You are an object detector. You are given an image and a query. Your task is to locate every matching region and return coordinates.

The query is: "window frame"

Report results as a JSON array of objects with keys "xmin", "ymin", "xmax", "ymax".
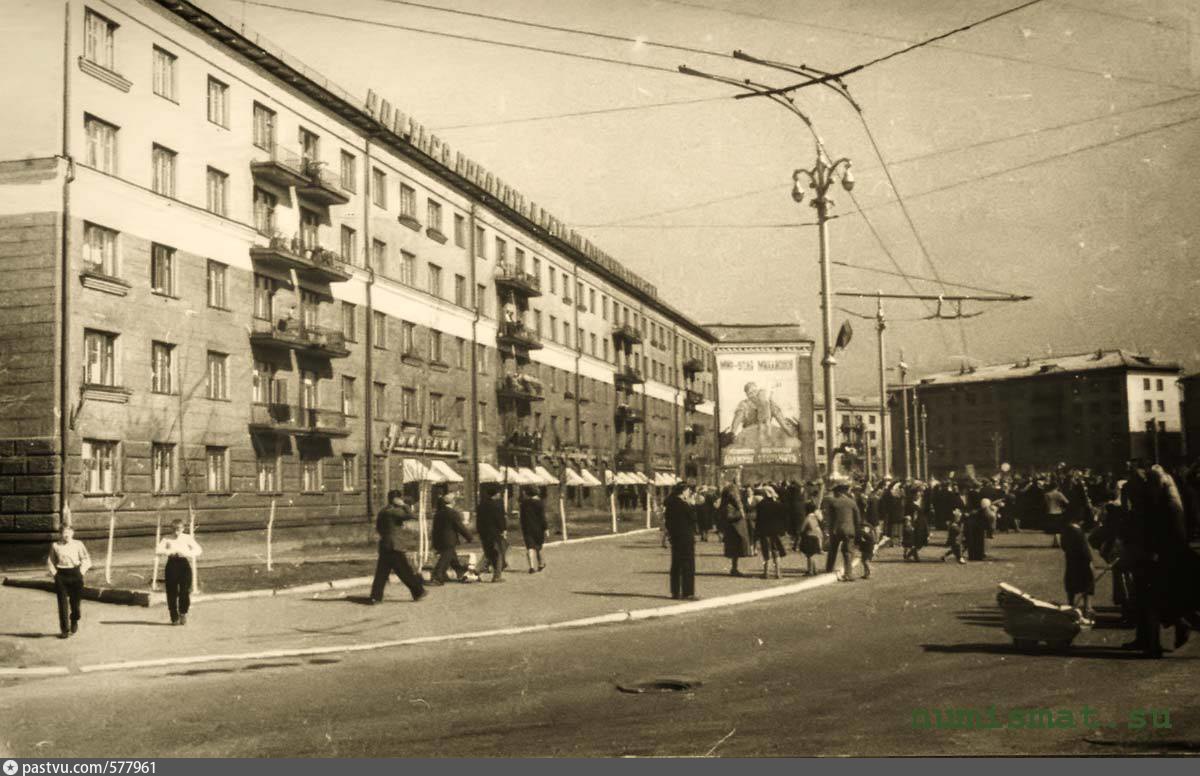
[
  {"xmin": 206, "ymin": 76, "xmax": 229, "ymax": 127},
  {"xmin": 151, "ymin": 45, "xmax": 178, "ymax": 102},
  {"xmin": 205, "ymin": 166, "xmax": 228, "ymax": 216},
  {"xmin": 82, "ymin": 438, "xmax": 120, "ymax": 495}
]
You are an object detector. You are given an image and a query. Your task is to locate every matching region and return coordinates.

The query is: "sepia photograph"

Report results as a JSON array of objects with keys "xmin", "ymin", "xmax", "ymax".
[{"xmin": 1, "ymin": 0, "xmax": 1199, "ymax": 764}]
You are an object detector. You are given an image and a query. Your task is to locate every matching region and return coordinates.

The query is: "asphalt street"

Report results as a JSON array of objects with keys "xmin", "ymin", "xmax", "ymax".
[{"xmin": 2, "ymin": 533, "xmax": 1197, "ymax": 757}]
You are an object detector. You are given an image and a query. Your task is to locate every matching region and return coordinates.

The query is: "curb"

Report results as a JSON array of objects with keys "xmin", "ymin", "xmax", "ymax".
[
  {"xmin": 1, "ymin": 528, "xmax": 659, "ymax": 608},
  {"xmin": 0, "ymin": 557, "xmax": 854, "ymax": 679}
]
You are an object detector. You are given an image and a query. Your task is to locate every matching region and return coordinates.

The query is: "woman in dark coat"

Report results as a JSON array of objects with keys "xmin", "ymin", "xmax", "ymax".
[
  {"xmin": 964, "ymin": 499, "xmax": 991, "ymax": 561},
  {"xmin": 696, "ymin": 488, "xmax": 716, "ymax": 541},
  {"xmin": 518, "ymin": 487, "xmax": 547, "ymax": 573},
  {"xmin": 755, "ymin": 487, "xmax": 787, "ymax": 579},
  {"xmin": 431, "ymin": 491, "xmax": 474, "ymax": 584},
  {"xmin": 1060, "ymin": 513, "xmax": 1095, "ymax": 616},
  {"xmin": 664, "ymin": 482, "xmax": 697, "ymax": 600},
  {"xmin": 717, "ymin": 483, "xmax": 752, "ymax": 576}
]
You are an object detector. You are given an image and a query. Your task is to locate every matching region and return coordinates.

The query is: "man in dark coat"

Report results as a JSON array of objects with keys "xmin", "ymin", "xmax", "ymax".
[
  {"xmin": 664, "ymin": 482, "xmax": 698, "ymax": 599},
  {"xmin": 476, "ymin": 486, "xmax": 508, "ymax": 583},
  {"xmin": 823, "ymin": 481, "xmax": 863, "ymax": 581},
  {"xmin": 518, "ymin": 487, "xmax": 548, "ymax": 573},
  {"xmin": 430, "ymin": 491, "xmax": 473, "ymax": 584},
  {"xmin": 369, "ymin": 489, "xmax": 426, "ymax": 603}
]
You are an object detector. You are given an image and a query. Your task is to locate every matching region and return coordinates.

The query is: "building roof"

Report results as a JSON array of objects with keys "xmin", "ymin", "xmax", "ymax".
[
  {"xmin": 814, "ymin": 395, "xmax": 884, "ymax": 410},
  {"xmin": 705, "ymin": 323, "xmax": 813, "ymax": 345},
  {"xmin": 915, "ymin": 349, "xmax": 1181, "ymax": 388},
  {"xmin": 159, "ymin": 0, "xmax": 714, "ymax": 341}
]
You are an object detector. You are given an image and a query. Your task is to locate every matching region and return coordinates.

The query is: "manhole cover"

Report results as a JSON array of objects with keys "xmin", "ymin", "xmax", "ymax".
[{"xmin": 616, "ymin": 677, "xmax": 701, "ymax": 694}]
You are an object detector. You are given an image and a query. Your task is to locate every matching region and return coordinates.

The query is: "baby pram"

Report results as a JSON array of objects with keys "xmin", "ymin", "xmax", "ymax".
[{"xmin": 995, "ymin": 582, "xmax": 1093, "ymax": 650}]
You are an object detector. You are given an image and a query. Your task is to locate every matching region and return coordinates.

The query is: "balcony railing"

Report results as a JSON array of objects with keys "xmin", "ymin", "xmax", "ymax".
[
  {"xmin": 496, "ymin": 374, "xmax": 545, "ymax": 402},
  {"xmin": 614, "ymin": 365, "xmax": 645, "ymax": 387},
  {"xmin": 612, "ymin": 322, "xmax": 643, "ymax": 345},
  {"xmin": 499, "ymin": 430, "xmax": 543, "ymax": 452},
  {"xmin": 682, "ymin": 357, "xmax": 706, "ymax": 375},
  {"xmin": 249, "ymin": 403, "xmax": 350, "ymax": 437},
  {"xmin": 684, "ymin": 388, "xmax": 705, "ymax": 409},
  {"xmin": 496, "ymin": 320, "xmax": 544, "ymax": 351},
  {"xmin": 250, "ymin": 234, "xmax": 353, "ymax": 283},
  {"xmin": 296, "ymin": 160, "xmax": 351, "ymax": 206},
  {"xmin": 250, "ymin": 144, "xmax": 308, "ymax": 188},
  {"xmin": 493, "ymin": 265, "xmax": 542, "ymax": 298},
  {"xmin": 615, "ymin": 404, "xmax": 644, "ymax": 424},
  {"xmin": 250, "ymin": 318, "xmax": 351, "ymax": 358}
]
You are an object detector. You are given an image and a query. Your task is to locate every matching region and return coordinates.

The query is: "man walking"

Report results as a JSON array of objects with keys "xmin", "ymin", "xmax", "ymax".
[
  {"xmin": 664, "ymin": 482, "xmax": 698, "ymax": 600},
  {"xmin": 430, "ymin": 491, "xmax": 473, "ymax": 584},
  {"xmin": 369, "ymin": 489, "xmax": 426, "ymax": 603},
  {"xmin": 823, "ymin": 481, "xmax": 862, "ymax": 581},
  {"xmin": 47, "ymin": 525, "xmax": 91, "ymax": 638},
  {"xmin": 476, "ymin": 486, "xmax": 508, "ymax": 582},
  {"xmin": 155, "ymin": 519, "xmax": 203, "ymax": 625}
]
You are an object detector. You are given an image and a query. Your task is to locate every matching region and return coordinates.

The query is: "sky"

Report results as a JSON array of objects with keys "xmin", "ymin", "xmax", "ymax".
[{"xmin": 204, "ymin": 0, "xmax": 1200, "ymax": 393}]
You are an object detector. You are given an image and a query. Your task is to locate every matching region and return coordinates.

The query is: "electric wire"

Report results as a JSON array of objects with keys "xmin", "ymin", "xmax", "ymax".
[{"xmin": 832, "ymin": 260, "xmax": 1029, "ymax": 298}]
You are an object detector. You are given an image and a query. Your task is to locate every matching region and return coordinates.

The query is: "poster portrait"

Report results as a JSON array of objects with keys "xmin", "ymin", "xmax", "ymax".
[{"xmin": 717, "ymin": 351, "xmax": 805, "ymax": 466}]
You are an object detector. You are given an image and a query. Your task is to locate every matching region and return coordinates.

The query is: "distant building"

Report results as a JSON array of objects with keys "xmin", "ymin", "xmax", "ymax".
[
  {"xmin": 707, "ymin": 324, "xmax": 816, "ymax": 481},
  {"xmin": 893, "ymin": 350, "xmax": 1183, "ymax": 477},
  {"xmin": 813, "ymin": 395, "xmax": 886, "ymax": 479}
]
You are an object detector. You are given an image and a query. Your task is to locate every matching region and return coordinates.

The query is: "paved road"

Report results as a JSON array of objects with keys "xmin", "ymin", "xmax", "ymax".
[{"xmin": 2, "ymin": 533, "xmax": 1196, "ymax": 757}]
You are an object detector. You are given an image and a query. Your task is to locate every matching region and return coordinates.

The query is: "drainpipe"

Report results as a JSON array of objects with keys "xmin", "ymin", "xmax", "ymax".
[
  {"xmin": 58, "ymin": 1, "xmax": 73, "ymax": 529},
  {"xmin": 467, "ymin": 204, "xmax": 480, "ymax": 514},
  {"xmin": 362, "ymin": 138, "xmax": 375, "ymax": 524}
]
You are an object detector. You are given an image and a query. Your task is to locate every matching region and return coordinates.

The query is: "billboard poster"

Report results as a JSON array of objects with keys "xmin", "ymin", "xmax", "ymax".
[{"xmin": 717, "ymin": 350, "xmax": 806, "ymax": 466}]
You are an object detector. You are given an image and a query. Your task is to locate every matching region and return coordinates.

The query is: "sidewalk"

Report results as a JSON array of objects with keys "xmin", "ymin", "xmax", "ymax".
[{"xmin": 0, "ymin": 531, "xmax": 849, "ymax": 674}]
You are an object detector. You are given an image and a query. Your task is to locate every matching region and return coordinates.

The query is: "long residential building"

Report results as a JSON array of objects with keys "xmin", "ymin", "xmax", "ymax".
[
  {"xmin": 892, "ymin": 350, "xmax": 1183, "ymax": 477},
  {"xmin": 0, "ymin": 0, "xmax": 718, "ymax": 542}
]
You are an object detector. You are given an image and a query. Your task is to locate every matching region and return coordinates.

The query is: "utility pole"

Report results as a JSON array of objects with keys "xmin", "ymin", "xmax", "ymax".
[
  {"xmin": 920, "ymin": 404, "xmax": 930, "ymax": 480},
  {"xmin": 875, "ymin": 292, "xmax": 889, "ymax": 479},
  {"xmin": 912, "ymin": 386, "xmax": 921, "ymax": 480},
  {"xmin": 898, "ymin": 353, "xmax": 910, "ymax": 480}
]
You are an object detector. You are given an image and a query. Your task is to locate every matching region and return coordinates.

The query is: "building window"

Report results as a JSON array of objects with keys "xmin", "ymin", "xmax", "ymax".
[
  {"xmin": 1143, "ymin": 378, "xmax": 1151, "ymax": 390},
  {"xmin": 373, "ymin": 382, "xmax": 387, "ymax": 418},
  {"xmin": 563, "ymin": 322, "xmax": 571, "ymax": 348},
  {"xmin": 205, "ymin": 260, "xmax": 227, "ymax": 309},
  {"xmin": 1144, "ymin": 399, "xmax": 1153, "ymax": 413},
  {"xmin": 84, "ymin": 115, "xmax": 118, "ymax": 173},
  {"xmin": 252, "ymin": 360, "xmax": 279, "ymax": 404},
  {"xmin": 1157, "ymin": 400, "xmax": 1165, "ymax": 411},
  {"xmin": 341, "ymin": 302, "xmax": 357, "ymax": 341},
  {"xmin": 429, "ymin": 330, "xmax": 443, "ymax": 363},
  {"xmin": 549, "ymin": 315, "xmax": 557, "ymax": 343},
  {"xmin": 82, "ymin": 439, "xmax": 119, "ymax": 494},
  {"xmin": 340, "ymin": 150, "xmax": 356, "ymax": 192},
  {"xmin": 256, "ymin": 443, "xmax": 280, "ymax": 493},
  {"xmin": 590, "ymin": 333, "xmax": 597, "ymax": 357},
  {"xmin": 151, "ymin": 144, "xmax": 176, "ymax": 197},
  {"xmin": 151, "ymin": 341, "xmax": 174, "ymax": 394},
  {"xmin": 532, "ymin": 257, "xmax": 542, "ymax": 284},
  {"xmin": 299, "ymin": 208, "xmax": 320, "ymax": 251},
  {"xmin": 455, "ymin": 337, "xmax": 466, "ymax": 368},
  {"xmin": 400, "ymin": 250, "xmax": 416, "ymax": 286},
  {"xmin": 84, "ymin": 9, "xmax": 117, "ymax": 69},
  {"xmin": 401, "ymin": 387, "xmax": 418, "ymax": 423},
  {"xmin": 477, "ymin": 284, "xmax": 488, "ymax": 317},
  {"xmin": 477, "ymin": 344, "xmax": 488, "ymax": 375},
  {"xmin": 82, "ymin": 222, "xmax": 118, "ymax": 277},
  {"xmin": 514, "ymin": 248, "xmax": 525, "ymax": 272},
  {"xmin": 371, "ymin": 168, "xmax": 386, "ymax": 207},
  {"xmin": 401, "ymin": 321, "xmax": 417, "ymax": 355},
  {"xmin": 341, "ymin": 376, "xmax": 357, "ymax": 417},
  {"xmin": 150, "ymin": 243, "xmax": 175, "ymax": 296},
  {"xmin": 253, "ymin": 187, "xmax": 277, "ymax": 235},
  {"xmin": 429, "ymin": 393, "xmax": 444, "ymax": 426},
  {"xmin": 478, "ymin": 402, "xmax": 487, "ymax": 433},
  {"xmin": 301, "ymin": 456, "xmax": 323, "ymax": 493},
  {"xmin": 299, "ymin": 369, "xmax": 318, "ymax": 412},
  {"xmin": 454, "ymin": 213, "xmax": 466, "ymax": 247},
  {"xmin": 252, "ymin": 102, "xmax": 276, "ymax": 150},
  {"xmin": 342, "ymin": 454, "xmax": 358, "ymax": 492},
  {"xmin": 398, "ymin": 183, "xmax": 417, "ymax": 220},
  {"xmin": 534, "ymin": 310, "xmax": 543, "ymax": 336},
  {"xmin": 427, "ymin": 263, "xmax": 442, "ymax": 298},
  {"xmin": 341, "ymin": 225, "xmax": 358, "ymax": 267},
  {"xmin": 151, "ymin": 443, "xmax": 175, "ymax": 494},
  {"xmin": 495, "ymin": 237, "xmax": 507, "ymax": 266},
  {"xmin": 1156, "ymin": 378, "xmax": 1164, "ymax": 391},
  {"xmin": 427, "ymin": 199, "xmax": 442, "ymax": 233},
  {"xmin": 253, "ymin": 274, "xmax": 274, "ymax": 320},
  {"xmin": 206, "ymin": 76, "xmax": 228, "ymax": 126},
  {"xmin": 371, "ymin": 238, "xmax": 387, "ymax": 275},
  {"xmin": 454, "ymin": 274, "xmax": 466, "ymax": 307},
  {"xmin": 205, "ymin": 167, "xmax": 227, "ymax": 216},
  {"xmin": 589, "ymin": 289, "xmax": 596, "ymax": 313},
  {"xmin": 602, "ymin": 339, "xmax": 609, "ymax": 363},
  {"xmin": 299, "ymin": 128, "xmax": 320, "ymax": 167},
  {"xmin": 372, "ymin": 311, "xmax": 387, "ymax": 349},
  {"xmin": 206, "ymin": 351, "xmax": 228, "ymax": 400},
  {"xmin": 206, "ymin": 447, "xmax": 228, "ymax": 493},
  {"xmin": 152, "ymin": 46, "xmax": 177, "ymax": 101},
  {"xmin": 548, "ymin": 267, "xmax": 556, "ymax": 295}
]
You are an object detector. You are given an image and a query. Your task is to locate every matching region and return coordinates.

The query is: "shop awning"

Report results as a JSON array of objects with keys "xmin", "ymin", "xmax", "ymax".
[
  {"xmin": 401, "ymin": 458, "xmax": 430, "ymax": 482},
  {"xmin": 477, "ymin": 462, "xmax": 504, "ymax": 483},
  {"xmin": 631, "ymin": 472, "xmax": 651, "ymax": 485},
  {"xmin": 428, "ymin": 460, "xmax": 464, "ymax": 483},
  {"xmin": 652, "ymin": 472, "xmax": 673, "ymax": 486},
  {"xmin": 579, "ymin": 469, "xmax": 601, "ymax": 487},
  {"xmin": 614, "ymin": 472, "xmax": 637, "ymax": 485},
  {"xmin": 562, "ymin": 468, "xmax": 586, "ymax": 487},
  {"xmin": 517, "ymin": 467, "xmax": 541, "ymax": 485},
  {"xmin": 533, "ymin": 465, "xmax": 559, "ymax": 485}
]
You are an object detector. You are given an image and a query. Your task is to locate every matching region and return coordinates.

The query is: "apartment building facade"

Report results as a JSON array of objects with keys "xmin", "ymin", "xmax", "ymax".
[
  {"xmin": 892, "ymin": 350, "xmax": 1183, "ymax": 478},
  {"xmin": 0, "ymin": 0, "xmax": 717, "ymax": 541},
  {"xmin": 813, "ymin": 395, "xmax": 886, "ymax": 479}
]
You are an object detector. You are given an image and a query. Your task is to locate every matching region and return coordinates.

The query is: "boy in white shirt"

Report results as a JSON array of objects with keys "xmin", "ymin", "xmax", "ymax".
[
  {"xmin": 47, "ymin": 525, "xmax": 92, "ymax": 638},
  {"xmin": 155, "ymin": 519, "xmax": 203, "ymax": 625}
]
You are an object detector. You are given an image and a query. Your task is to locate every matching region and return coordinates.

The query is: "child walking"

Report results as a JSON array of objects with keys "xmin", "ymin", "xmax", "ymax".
[
  {"xmin": 901, "ymin": 515, "xmax": 916, "ymax": 562},
  {"xmin": 942, "ymin": 513, "xmax": 966, "ymax": 564}
]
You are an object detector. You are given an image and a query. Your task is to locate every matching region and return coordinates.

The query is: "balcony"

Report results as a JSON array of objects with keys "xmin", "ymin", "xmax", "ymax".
[
  {"xmin": 615, "ymin": 448, "xmax": 643, "ymax": 470},
  {"xmin": 612, "ymin": 322, "xmax": 643, "ymax": 345},
  {"xmin": 496, "ymin": 374, "xmax": 545, "ymax": 403},
  {"xmin": 249, "ymin": 404, "xmax": 350, "ymax": 437},
  {"xmin": 615, "ymin": 403, "xmax": 644, "ymax": 425},
  {"xmin": 684, "ymin": 388, "xmax": 705, "ymax": 410},
  {"xmin": 250, "ymin": 318, "xmax": 351, "ymax": 359},
  {"xmin": 499, "ymin": 430, "xmax": 543, "ymax": 453},
  {"xmin": 496, "ymin": 320, "xmax": 543, "ymax": 351},
  {"xmin": 250, "ymin": 144, "xmax": 308, "ymax": 189},
  {"xmin": 682, "ymin": 357, "xmax": 706, "ymax": 376},
  {"xmin": 250, "ymin": 235, "xmax": 353, "ymax": 283},
  {"xmin": 614, "ymin": 366, "xmax": 645, "ymax": 388},
  {"xmin": 685, "ymin": 424, "xmax": 706, "ymax": 444},
  {"xmin": 296, "ymin": 160, "xmax": 351, "ymax": 206},
  {"xmin": 493, "ymin": 265, "xmax": 542, "ymax": 298}
]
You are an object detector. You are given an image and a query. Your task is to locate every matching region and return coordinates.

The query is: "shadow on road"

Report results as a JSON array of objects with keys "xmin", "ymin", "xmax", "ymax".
[
  {"xmin": 98, "ymin": 620, "xmax": 176, "ymax": 627},
  {"xmin": 573, "ymin": 591, "xmax": 676, "ymax": 601},
  {"xmin": 0, "ymin": 632, "xmax": 52, "ymax": 639},
  {"xmin": 921, "ymin": 642, "xmax": 1195, "ymax": 660}
]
